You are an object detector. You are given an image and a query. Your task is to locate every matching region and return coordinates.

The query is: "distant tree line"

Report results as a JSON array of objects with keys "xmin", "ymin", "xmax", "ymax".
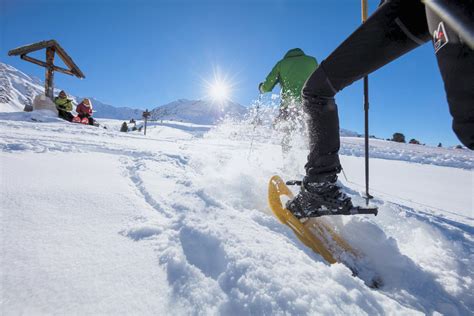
[
  {"xmin": 389, "ymin": 132, "xmax": 423, "ymax": 145},
  {"xmin": 387, "ymin": 132, "xmax": 464, "ymax": 149}
]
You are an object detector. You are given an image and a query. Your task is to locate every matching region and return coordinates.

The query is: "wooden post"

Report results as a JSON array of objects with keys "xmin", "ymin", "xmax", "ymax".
[
  {"xmin": 45, "ymin": 47, "xmax": 55, "ymax": 99},
  {"xmin": 142, "ymin": 109, "xmax": 151, "ymax": 136}
]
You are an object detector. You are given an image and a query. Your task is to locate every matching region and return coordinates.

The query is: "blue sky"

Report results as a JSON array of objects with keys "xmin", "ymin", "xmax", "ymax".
[{"xmin": 1, "ymin": 0, "xmax": 460, "ymax": 145}]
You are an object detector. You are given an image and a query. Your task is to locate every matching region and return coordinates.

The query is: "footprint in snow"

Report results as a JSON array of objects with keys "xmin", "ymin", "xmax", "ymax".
[
  {"xmin": 121, "ymin": 225, "xmax": 162, "ymax": 241},
  {"xmin": 179, "ymin": 226, "xmax": 228, "ymax": 280}
]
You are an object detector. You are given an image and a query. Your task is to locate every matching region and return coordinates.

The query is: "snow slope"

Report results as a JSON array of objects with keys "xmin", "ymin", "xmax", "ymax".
[{"xmin": 1, "ymin": 112, "xmax": 473, "ymax": 315}]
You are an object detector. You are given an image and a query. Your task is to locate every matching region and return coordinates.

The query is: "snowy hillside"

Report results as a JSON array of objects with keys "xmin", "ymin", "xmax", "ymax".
[
  {"xmin": 151, "ymin": 98, "xmax": 247, "ymax": 125},
  {"xmin": 1, "ymin": 110, "xmax": 473, "ymax": 315},
  {"xmin": 0, "ymin": 62, "xmax": 43, "ymax": 112}
]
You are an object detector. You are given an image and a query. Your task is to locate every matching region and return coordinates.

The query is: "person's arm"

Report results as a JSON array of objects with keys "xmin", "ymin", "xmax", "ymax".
[
  {"xmin": 54, "ymin": 97, "xmax": 65, "ymax": 111},
  {"xmin": 65, "ymin": 99, "xmax": 73, "ymax": 112},
  {"xmin": 259, "ymin": 62, "xmax": 280, "ymax": 93}
]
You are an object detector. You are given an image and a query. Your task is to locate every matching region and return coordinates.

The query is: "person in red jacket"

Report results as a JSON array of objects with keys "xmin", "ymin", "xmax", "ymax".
[{"xmin": 76, "ymin": 98, "xmax": 96, "ymax": 125}]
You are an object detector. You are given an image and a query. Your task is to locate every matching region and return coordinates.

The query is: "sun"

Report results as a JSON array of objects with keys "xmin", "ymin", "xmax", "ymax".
[
  {"xmin": 209, "ymin": 81, "xmax": 230, "ymax": 102},
  {"xmin": 201, "ymin": 66, "xmax": 236, "ymax": 103}
]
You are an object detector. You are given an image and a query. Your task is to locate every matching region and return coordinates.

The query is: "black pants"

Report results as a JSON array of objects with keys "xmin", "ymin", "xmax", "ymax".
[
  {"xmin": 58, "ymin": 110, "xmax": 74, "ymax": 122},
  {"xmin": 303, "ymin": 0, "xmax": 474, "ymax": 177}
]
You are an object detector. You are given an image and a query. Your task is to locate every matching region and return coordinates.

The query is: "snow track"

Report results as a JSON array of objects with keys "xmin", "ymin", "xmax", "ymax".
[{"xmin": 1, "ymin": 114, "xmax": 473, "ymax": 315}]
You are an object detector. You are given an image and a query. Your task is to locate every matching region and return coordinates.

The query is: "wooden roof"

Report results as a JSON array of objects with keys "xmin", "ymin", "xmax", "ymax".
[{"xmin": 8, "ymin": 40, "xmax": 85, "ymax": 78}]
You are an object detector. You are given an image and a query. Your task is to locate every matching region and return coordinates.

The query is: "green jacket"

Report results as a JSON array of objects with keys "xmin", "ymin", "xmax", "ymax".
[
  {"xmin": 54, "ymin": 96, "xmax": 73, "ymax": 112},
  {"xmin": 260, "ymin": 48, "xmax": 318, "ymax": 106}
]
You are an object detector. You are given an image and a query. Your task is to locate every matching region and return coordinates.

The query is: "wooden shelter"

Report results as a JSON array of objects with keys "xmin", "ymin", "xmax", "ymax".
[{"xmin": 8, "ymin": 40, "xmax": 85, "ymax": 99}]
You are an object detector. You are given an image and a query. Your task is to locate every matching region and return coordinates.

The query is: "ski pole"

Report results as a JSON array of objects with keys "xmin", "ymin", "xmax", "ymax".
[{"xmin": 362, "ymin": 0, "xmax": 373, "ymax": 204}]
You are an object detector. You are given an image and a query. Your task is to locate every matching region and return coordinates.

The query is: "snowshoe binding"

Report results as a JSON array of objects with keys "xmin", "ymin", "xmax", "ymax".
[{"xmin": 286, "ymin": 175, "xmax": 378, "ymax": 219}]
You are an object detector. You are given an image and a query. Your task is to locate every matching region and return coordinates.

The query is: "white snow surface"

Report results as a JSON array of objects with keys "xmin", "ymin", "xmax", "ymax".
[{"xmin": 1, "ymin": 111, "xmax": 473, "ymax": 315}]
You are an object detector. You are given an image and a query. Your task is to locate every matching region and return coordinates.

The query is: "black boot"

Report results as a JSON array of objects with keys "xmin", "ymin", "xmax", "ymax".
[{"xmin": 286, "ymin": 174, "xmax": 353, "ymax": 219}]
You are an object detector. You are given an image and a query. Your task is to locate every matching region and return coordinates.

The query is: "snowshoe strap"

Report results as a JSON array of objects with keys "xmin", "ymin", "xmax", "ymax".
[
  {"xmin": 286, "ymin": 180, "xmax": 302, "ymax": 186},
  {"xmin": 306, "ymin": 207, "xmax": 378, "ymax": 217}
]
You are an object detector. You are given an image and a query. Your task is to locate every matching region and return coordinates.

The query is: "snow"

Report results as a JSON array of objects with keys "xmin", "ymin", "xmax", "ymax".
[
  {"xmin": 1, "ymin": 109, "xmax": 472, "ymax": 315},
  {"xmin": 1, "ymin": 153, "xmax": 172, "ymax": 314}
]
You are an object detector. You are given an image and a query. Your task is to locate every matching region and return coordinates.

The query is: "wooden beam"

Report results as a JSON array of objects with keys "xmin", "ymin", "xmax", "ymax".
[
  {"xmin": 20, "ymin": 55, "xmax": 76, "ymax": 76},
  {"xmin": 8, "ymin": 39, "xmax": 85, "ymax": 79},
  {"xmin": 45, "ymin": 47, "xmax": 55, "ymax": 99},
  {"xmin": 54, "ymin": 45, "xmax": 85, "ymax": 78},
  {"xmin": 8, "ymin": 40, "xmax": 56, "ymax": 56}
]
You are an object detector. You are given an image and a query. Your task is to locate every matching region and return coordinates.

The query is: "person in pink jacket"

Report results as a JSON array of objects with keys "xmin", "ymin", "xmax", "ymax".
[{"xmin": 75, "ymin": 98, "xmax": 96, "ymax": 125}]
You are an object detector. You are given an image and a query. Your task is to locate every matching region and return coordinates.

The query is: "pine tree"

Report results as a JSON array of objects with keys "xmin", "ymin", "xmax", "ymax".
[{"xmin": 120, "ymin": 122, "xmax": 128, "ymax": 132}]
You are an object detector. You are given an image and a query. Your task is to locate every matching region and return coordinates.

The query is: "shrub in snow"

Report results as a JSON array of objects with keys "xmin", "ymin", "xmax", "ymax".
[
  {"xmin": 120, "ymin": 122, "xmax": 128, "ymax": 132},
  {"xmin": 392, "ymin": 132, "xmax": 406, "ymax": 143}
]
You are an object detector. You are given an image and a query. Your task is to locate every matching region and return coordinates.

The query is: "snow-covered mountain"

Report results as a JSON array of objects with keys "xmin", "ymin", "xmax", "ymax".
[
  {"xmin": 0, "ymin": 62, "xmax": 43, "ymax": 112},
  {"xmin": 151, "ymin": 98, "xmax": 247, "ymax": 125}
]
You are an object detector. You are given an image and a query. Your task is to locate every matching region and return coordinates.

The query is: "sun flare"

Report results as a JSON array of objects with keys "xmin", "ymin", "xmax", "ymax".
[
  {"xmin": 202, "ymin": 67, "xmax": 236, "ymax": 103},
  {"xmin": 209, "ymin": 81, "xmax": 230, "ymax": 102}
]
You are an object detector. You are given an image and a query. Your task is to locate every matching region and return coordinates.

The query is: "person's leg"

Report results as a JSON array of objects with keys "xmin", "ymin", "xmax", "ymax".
[
  {"xmin": 58, "ymin": 110, "xmax": 73, "ymax": 122},
  {"xmin": 425, "ymin": 3, "xmax": 474, "ymax": 149},
  {"xmin": 57, "ymin": 110, "xmax": 65, "ymax": 120},
  {"xmin": 66, "ymin": 112, "xmax": 74, "ymax": 122},
  {"xmin": 88, "ymin": 116, "xmax": 95, "ymax": 126},
  {"xmin": 303, "ymin": 0, "xmax": 431, "ymax": 178}
]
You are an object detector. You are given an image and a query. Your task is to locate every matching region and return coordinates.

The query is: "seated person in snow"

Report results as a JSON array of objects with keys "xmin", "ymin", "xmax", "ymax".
[
  {"xmin": 76, "ymin": 98, "xmax": 96, "ymax": 125},
  {"xmin": 54, "ymin": 90, "xmax": 74, "ymax": 122}
]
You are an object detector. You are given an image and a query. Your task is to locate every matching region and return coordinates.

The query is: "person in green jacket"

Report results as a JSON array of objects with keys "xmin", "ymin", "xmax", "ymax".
[
  {"xmin": 259, "ymin": 48, "xmax": 318, "ymax": 153},
  {"xmin": 54, "ymin": 90, "xmax": 74, "ymax": 122}
]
